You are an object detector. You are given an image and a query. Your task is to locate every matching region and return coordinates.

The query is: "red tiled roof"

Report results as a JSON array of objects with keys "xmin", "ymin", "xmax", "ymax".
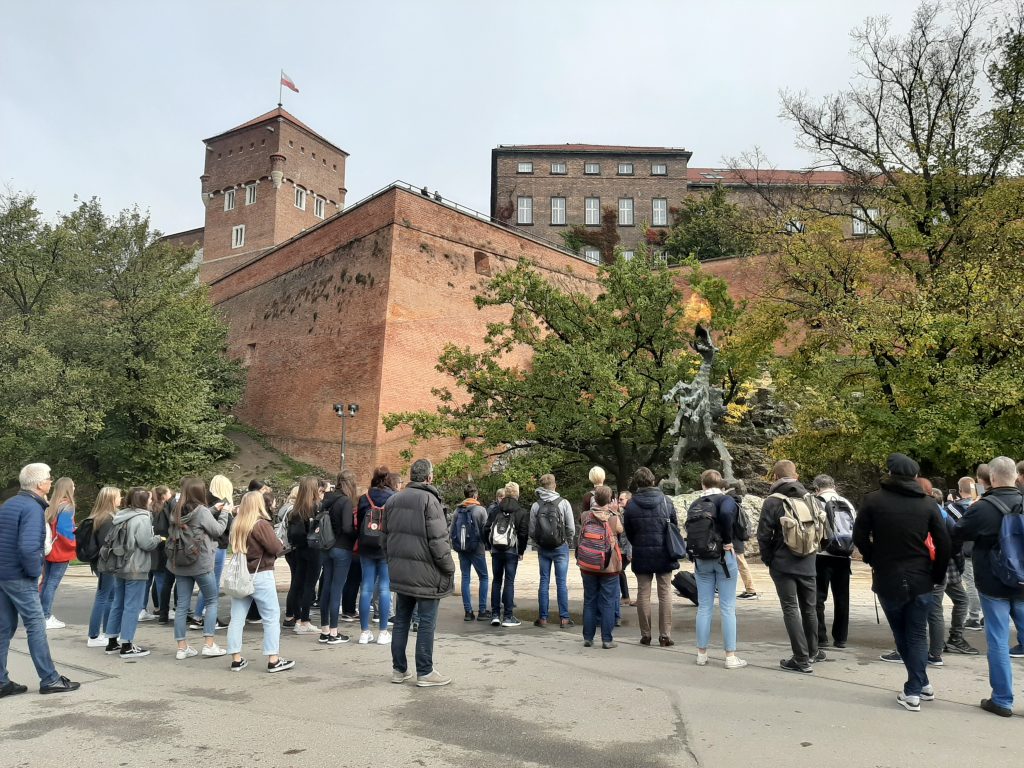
[
  {"xmin": 497, "ymin": 144, "xmax": 690, "ymax": 154},
  {"xmin": 687, "ymin": 167, "xmax": 853, "ymax": 186},
  {"xmin": 204, "ymin": 107, "xmax": 348, "ymax": 155}
]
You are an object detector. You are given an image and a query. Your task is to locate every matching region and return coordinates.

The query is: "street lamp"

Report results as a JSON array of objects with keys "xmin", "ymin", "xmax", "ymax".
[{"xmin": 333, "ymin": 402, "xmax": 359, "ymax": 470}]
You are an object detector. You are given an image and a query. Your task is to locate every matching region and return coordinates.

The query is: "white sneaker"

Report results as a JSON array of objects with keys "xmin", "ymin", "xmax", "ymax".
[
  {"xmin": 358, "ymin": 630, "xmax": 374, "ymax": 645},
  {"xmin": 138, "ymin": 610, "xmax": 156, "ymax": 622},
  {"xmin": 45, "ymin": 616, "xmax": 65, "ymax": 630},
  {"xmin": 176, "ymin": 646, "xmax": 199, "ymax": 660},
  {"xmin": 696, "ymin": 652, "xmax": 708, "ymax": 666},
  {"xmin": 169, "ymin": 609, "xmax": 176, "ymax": 619},
  {"xmin": 377, "ymin": 630, "xmax": 392, "ymax": 645},
  {"xmin": 920, "ymin": 684, "xmax": 935, "ymax": 701},
  {"xmin": 87, "ymin": 635, "xmax": 108, "ymax": 648},
  {"xmin": 293, "ymin": 623, "xmax": 318, "ymax": 634},
  {"xmin": 725, "ymin": 656, "xmax": 748, "ymax": 670},
  {"xmin": 201, "ymin": 644, "xmax": 227, "ymax": 657}
]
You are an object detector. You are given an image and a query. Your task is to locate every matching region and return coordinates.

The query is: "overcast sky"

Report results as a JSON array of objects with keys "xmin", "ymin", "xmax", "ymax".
[{"xmin": 2, "ymin": 1, "xmax": 921, "ymax": 235}]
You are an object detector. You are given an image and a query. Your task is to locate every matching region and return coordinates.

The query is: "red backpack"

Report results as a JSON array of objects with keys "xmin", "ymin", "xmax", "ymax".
[{"xmin": 576, "ymin": 514, "xmax": 621, "ymax": 574}]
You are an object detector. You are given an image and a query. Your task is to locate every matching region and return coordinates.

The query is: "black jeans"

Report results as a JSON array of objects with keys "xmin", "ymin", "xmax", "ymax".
[
  {"xmin": 286, "ymin": 550, "xmax": 320, "ymax": 622},
  {"xmin": 815, "ymin": 555, "xmax": 851, "ymax": 645},
  {"xmin": 391, "ymin": 594, "xmax": 439, "ymax": 677},
  {"xmin": 490, "ymin": 550, "xmax": 519, "ymax": 617},
  {"xmin": 878, "ymin": 591, "xmax": 931, "ymax": 697},
  {"xmin": 157, "ymin": 564, "xmax": 175, "ymax": 621},
  {"xmin": 771, "ymin": 570, "xmax": 818, "ymax": 663},
  {"xmin": 342, "ymin": 557, "xmax": 362, "ymax": 616}
]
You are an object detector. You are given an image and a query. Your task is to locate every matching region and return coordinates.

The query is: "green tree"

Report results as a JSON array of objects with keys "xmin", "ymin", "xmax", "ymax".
[
  {"xmin": 0, "ymin": 194, "xmax": 243, "ymax": 487},
  {"xmin": 663, "ymin": 185, "xmax": 756, "ymax": 263}
]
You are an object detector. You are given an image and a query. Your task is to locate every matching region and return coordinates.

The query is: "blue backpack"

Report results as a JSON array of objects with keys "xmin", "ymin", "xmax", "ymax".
[
  {"xmin": 451, "ymin": 505, "xmax": 481, "ymax": 553},
  {"xmin": 987, "ymin": 493, "xmax": 1024, "ymax": 589}
]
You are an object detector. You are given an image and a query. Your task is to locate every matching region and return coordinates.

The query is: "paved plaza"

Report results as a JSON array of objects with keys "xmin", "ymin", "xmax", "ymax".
[{"xmin": 2, "ymin": 556, "xmax": 1017, "ymax": 767}]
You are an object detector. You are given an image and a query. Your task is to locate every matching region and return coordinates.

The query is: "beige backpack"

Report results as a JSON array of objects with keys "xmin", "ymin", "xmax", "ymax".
[{"xmin": 770, "ymin": 493, "xmax": 826, "ymax": 556}]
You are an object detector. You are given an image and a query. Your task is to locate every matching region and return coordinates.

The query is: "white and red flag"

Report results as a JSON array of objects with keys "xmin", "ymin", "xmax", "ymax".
[{"xmin": 280, "ymin": 71, "xmax": 299, "ymax": 93}]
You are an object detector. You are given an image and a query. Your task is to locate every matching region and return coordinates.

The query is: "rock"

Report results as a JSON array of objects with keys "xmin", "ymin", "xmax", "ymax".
[{"xmin": 668, "ymin": 491, "xmax": 765, "ymax": 557}]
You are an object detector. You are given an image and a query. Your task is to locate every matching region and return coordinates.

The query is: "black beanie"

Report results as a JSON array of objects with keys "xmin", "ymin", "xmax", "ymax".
[{"xmin": 886, "ymin": 453, "xmax": 920, "ymax": 478}]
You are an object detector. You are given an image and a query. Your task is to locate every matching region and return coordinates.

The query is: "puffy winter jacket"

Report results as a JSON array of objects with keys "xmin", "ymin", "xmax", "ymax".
[
  {"xmin": 622, "ymin": 487, "xmax": 680, "ymax": 575},
  {"xmin": 0, "ymin": 491, "xmax": 47, "ymax": 581},
  {"xmin": 383, "ymin": 482, "xmax": 455, "ymax": 599},
  {"xmin": 109, "ymin": 508, "xmax": 163, "ymax": 580}
]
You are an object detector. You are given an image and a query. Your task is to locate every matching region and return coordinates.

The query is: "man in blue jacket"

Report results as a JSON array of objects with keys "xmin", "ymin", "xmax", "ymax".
[{"xmin": 0, "ymin": 463, "xmax": 79, "ymax": 696}]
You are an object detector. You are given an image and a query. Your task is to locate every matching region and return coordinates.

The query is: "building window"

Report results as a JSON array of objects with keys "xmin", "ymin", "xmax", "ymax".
[
  {"xmin": 245, "ymin": 184, "xmax": 256, "ymax": 205},
  {"xmin": 474, "ymin": 251, "xmax": 491, "ymax": 276},
  {"xmin": 651, "ymin": 163, "xmax": 667, "ymax": 175},
  {"xmin": 618, "ymin": 162, "xmax": 634, "ymax": 175},
  {"xmin": 585, "ymin": 197, "xmax": 601, "ymax": 226},
  {"xmin": 584, "ymin": 162, "xmax": 601, "ymax": 175},
  {"xmin": 550, "ymin": 162, "xmax": 567, "ymax": 175},
  {"xmin": 583, "ymin": 247, "xmax": 601, "ymax": 265},
  {"xmin": 517, "ymin": 162, "xmax": 533, "ymax": 174},
  {"xmin": 622, "ymin": 250, "xmax": 635, "ymax": 261},
  {"xmin": 224, "ymin": 189, "xmax": 235, "ymax": 211},
  {"xmin": 652, "ymin": 198, "xmax": 668, "ymax": 226},
  {"xmin": 231, "ymin": 225, "xmax": 245, "ymax": 249},
  {"xmin": 314, "ymin": 197, "xmax": 326, "ymax": 219},
  {"xmin": 853, "ymin": 207, "xmax": 879, "ymax": 235},
  {"xmin": 517, "ymin": 196, "xmax": 533, "ymax": 225},
  {"xmin": 295, "ymin": 187, "xmax": 306, "ymax": 210},
  {"xmin": 618, "ymin": 198, "xmax": 634, "ymax": 226},
  {"xmin": 550, "ymin": 197, "xmax": 566, "ymax": 225}
]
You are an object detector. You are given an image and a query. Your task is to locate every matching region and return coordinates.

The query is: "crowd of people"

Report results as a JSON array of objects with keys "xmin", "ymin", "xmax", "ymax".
[{"xmin": 0, "ymin": 453, "xmax": 1022, "ymax": 719}]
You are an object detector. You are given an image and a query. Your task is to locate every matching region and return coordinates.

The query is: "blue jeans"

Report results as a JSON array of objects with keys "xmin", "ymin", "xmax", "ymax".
[
  {"xmin": 979, "ymin": 593, "xmax": 1024, "ymax": 709},
  {"xmin": 359, "ymin": 557, "xmax": 390, "ymax": 631},
  {"xmin": 458, "ymin": 551, "xmax": 489, "ymax": 614},
  {"xmin": 39, "ymin": 560, "xmax": 70, "ymax": 618},
  {"xmin": 174, "ymin": 572, "xmax": 218, "ymax": 642},
  {"xmin": 195, "ymin": 547, "xmax": 226, "ymax": 617},
  {"xmin": 490, "ymin": 550, "xmax": 519, "ymax": 617},
  {"xmin": 391, "ymin": 593, "xmax": 439, "ymax": 677},
  {"xmin": 537, "ymin": 543, "xmax": 570, "ymax": 621},
  {"xmin": 0, "ymin": 578, "xmax": 60, "ymax": 686},
  {"xmin": 227, "ymin": 570, "xmax": 281, "ymax": 656},
  {"xmin": 89, "ymin": 572, "xmax": 116, "ymax": 638},
  {"xmin": 105, "ymin": 578, "xmax": 149, "ymax": 644},
  {"xmin": 878, "ymin": 591, "xmax": 932, "ymax": 697},
  {"xmin": 320, "ymin": 548, "xmax": 353, "ymax": 629},
  {"xmin": 696, "ymin": 553, "xmax": 738, "ymax": 652},
  {"xmin": 582, "ymin": 572, "xmax": 618, "ymax": 643}
]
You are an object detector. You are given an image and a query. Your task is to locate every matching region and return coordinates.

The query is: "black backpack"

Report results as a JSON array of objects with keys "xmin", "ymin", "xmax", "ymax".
[
  {"xmin": 534, "ymin": 496, "xmax": 567, "ymax": 549},
  {"xmin": 75, "ymin": 517, "xmax": 101, "ymax": 563},
  {"xmin": 684, "ymin": 495, "xmax": 724, "ymax": 560}
]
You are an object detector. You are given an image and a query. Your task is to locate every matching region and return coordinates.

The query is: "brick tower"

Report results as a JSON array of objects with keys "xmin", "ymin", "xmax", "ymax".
[{"xmin": 198, "ymin": 108, "xmax": 348, "ymax": 281}]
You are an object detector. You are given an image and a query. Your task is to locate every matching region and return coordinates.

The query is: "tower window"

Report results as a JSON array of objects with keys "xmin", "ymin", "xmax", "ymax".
[
  {"xmin": 295, "ymin": 187, "xmax": 307, "ymax": 210},
  {"xmin": 245, "ymin": 184, "xmax": 256, "ymax": 205},
  {"xmin": 314, "ymin": 197, "xmax": 325, "ymax": 219},
  {"xmin": 224, "ymin": 189, "xmax": 236, "ymax": 211},
  {"xmin": 231, "ymin": 225, "xmax": 245, "ymax": 249}
]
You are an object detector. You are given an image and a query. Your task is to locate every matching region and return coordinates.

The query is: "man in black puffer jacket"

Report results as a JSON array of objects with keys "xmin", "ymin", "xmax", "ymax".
[
  {"xmin": 854, "ymin": 453, "xmax": 951, "ymax": 713},
  {"xmin": 383, "ymin": 458, "xmax": 455, "ymax": 688},
  {"xmin": 757, "ymin": 460, "xmax": 820, "ymax": 674}
]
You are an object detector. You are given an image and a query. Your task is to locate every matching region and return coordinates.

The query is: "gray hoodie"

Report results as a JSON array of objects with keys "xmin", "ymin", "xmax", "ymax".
[
  {"xmin": 110, "ymin": 508, "xmax": 163, "ymax": 580},
  {"xmin": 167, "ymin": 504, "xmax": 228, "ymax": 577},
  {"xmin": 529, "ymin": 488, "xmax": 575, "ymax": 548}
]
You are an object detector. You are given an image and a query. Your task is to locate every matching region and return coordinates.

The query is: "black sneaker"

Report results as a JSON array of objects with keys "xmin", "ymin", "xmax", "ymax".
[
  {"xmin": 311, "ymin": 600, "xmax": 320, "ymax": 609},
  {"xmin": 780, "ymin": 658, "xmax": 813, "ymax": 674},
  {"xmin": 39, "ymin": 675, "xmax": 80, "ymax": 694},
  {"xmin": 583, "ymin": 639, "xmax": 593, "ymax": 647},
  {"xmin": 928, "ymin": 653, "xmax": 944, "ymax": 667},
  {"xmin": 282, "ymin": 618, "xmax": 297, "ymax": 629},
  {"xmin": 945, "ymin": 637, "xmax": 979, "ymax": 655},
  {"xmin": 119, "ymin": 644, "xmax": 150, "ymax": 659},
  {"xmin": 230, "ymin": 658, "xmax": 248, "ymax": 672},
  {"xmin": 187, "ymin": 616, "xmax": 204, "ymax": 631},
  {"xmin": 964, "ymin": 618, "xmax": 984, "ymax": 632},
  {"xmin": 501, "ymin": 615, "xmax": 522, "ymax": 627},
  {"xmin": 737, "ymin": 591, "xmax": 759, "ymax": 600},
  {"xmin": 812, "ymin": 649, "xmax": 827, "ymax": 663},
  {"xmin": 980, "ymin": 698, "xmax": 1013, "ymax": 717},
  {"xmin": 267, "ymin": 658, "xmax": 295, "ymax": 673},
  {"xmin": 464, "ymin": 611, "xmax": 475, "ymax": 622},
  {"xmin": 104, "ymin": 638, "xmax": 121, "ymax": 655},
  {"xmin": 818, "ymin": 639, "xmax": 831, "ymax": 649},
  {"xmin": 490, "ymin": 615, "xmax": 501, "ymax": 626},
  {"xmin": 879, "ymin": 651, "xmax": 902, "ymax": 663},
  {"xmin": 0, "ymin": 680, "xmax": 28, "ymax": 698},
  {"xmin": 477, "ymin": 610, "xmax": 492, "ymax": 622},
  {"xmin": 318, "ymin": 633, "xmax": 331, "ymax": 643},
  {"xmin": 214, "ymin": 619, "xmax": 228, "ymax": 631},
  {"xmin": 834, "ymin": 641, "xmax": 847, "ymax": 649},
  {"xmin": 325, "ymin": 634, "xmax": 349, "ymax": 645}
]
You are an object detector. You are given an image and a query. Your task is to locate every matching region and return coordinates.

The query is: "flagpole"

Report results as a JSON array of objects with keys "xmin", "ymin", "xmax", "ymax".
[{"xmin": 278, "ymin": 69, "xmax": 283, "ymax": 108}]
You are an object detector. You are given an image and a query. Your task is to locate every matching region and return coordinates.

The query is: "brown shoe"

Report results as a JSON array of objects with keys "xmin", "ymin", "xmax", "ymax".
[
  {"xmin": 533, "ymin": 619, "xmax": 547, "ymax": 627},
  {"xmin": 559, "ymin": 619, "xmax": 575, "ymax": 629},
  {"xmin": 640, "ymin": 635, "xmax": 652, "ymax": 646},
  {"xmin": 659, "ymin": 636, "xmax": 675, "ymax": 647}
]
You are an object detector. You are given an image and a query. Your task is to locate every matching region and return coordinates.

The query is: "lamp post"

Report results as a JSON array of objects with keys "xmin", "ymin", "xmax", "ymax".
[{"xmin": 333, "ymin": 402, "xmax": 359, "ymax": 470}]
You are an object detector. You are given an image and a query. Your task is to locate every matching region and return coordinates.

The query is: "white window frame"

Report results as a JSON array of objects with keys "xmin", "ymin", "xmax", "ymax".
[
  {"xmin": 550, "ymin": 197, "xmax": 566, "ymax": 225},
  {"xmin": 853, "ymin": 207, "xmax": 879, "ymax": 235},
  {"xmin": 517, "ymin": 162, "xmax": 533, "ymax": 174},
  {"xmin": 584, "ymin": 162, "xmax": 601, "ymax": 175},
  {"xmin": 622, "ymin": 250, "xmax": 635, "ymax": 261},
  {"xmin": 583, "ymin": 247, "xmax": 601, "ymax": 265},
  {"xmin": 618, "ymin": 162, "xmax": 634, "ymax": 175},
  {"xmin": 223, "ymin": 189, "xmax": 235, "ymax": 211},
  {"xmin": 652, "ymin": 198, "xmax": 668, "ymax": 226},
  {"xmin": 618, "ymin": 198, "xmax": 634, "ymax": 226},
  {"xmin": 517, "ymin": 196, "xmax": 533, "ymax": 225},
  {"xmin": 314, "ymin": 196, "xmax": 326, "ymax": 219},
  {"xmin": 651, "ymin": 163, "xmax": 667, "ymax": 176},
  {"xmin": 550, "ymin": 162, "xmax": 567, "ymax": 175},
  {"xmin": 294, "ymin": 187, "xmax": 306, "ymax": 210},
  {"xmin": 231, "ymin": 224, "xmax": 245, "ymax": 249},
  {"xmin": 585, "ymin": 197, "xmax": 601, "ymax": 226},
  {"xmin": 245, "ymin": 184, "xmax": 256, "ymax": 205}
]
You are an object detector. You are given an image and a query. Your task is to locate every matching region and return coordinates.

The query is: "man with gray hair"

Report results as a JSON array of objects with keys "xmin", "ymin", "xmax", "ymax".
[
  {"xmin": 383, "ymin": 458, "xmax": 456, "ymax": 687},
  {"xmin": 812, "ymin": 475, "xmax": 856, "ymax": 649},
  {"xmin": 0, "ymin": 463, "xmax": 80, "ymax": 696},
  {"xmin": 954, "ymin": 456, "xmax": 1024, "ymax": 717}
]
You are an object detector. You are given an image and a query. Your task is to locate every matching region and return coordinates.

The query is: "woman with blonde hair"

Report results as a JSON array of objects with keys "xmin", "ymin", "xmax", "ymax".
[
  {"xmin": 86, "ymin": 486, "xmax": 122, "ymax": 647},
  {"xmin": 225, "ymin": 491, "xmax": 293, "ymax": 672},
  {"xmin": 192, "ymin": 474, "xmax": 234, "ymax": 628},
  {"xmin": 41, "ymin": 477, "xmax": 77, "ymax": 629}
]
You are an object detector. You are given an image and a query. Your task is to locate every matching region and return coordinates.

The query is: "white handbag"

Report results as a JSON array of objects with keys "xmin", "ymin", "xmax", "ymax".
[{"xmin": 222, "ymin": 552, "xmax": 257, "ymax": 598}]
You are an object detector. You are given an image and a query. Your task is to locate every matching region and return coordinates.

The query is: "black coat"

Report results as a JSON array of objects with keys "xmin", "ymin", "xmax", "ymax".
[
  {"xmin": 757, "ymin": 479, "xmax": 817, "ymax": 576},
  {"xmin": 622, "ymin": 487, "xmax": 679, "ymax": 575},
  {"xmin": 383, "ymin": 482, "xmax": 455, "ymax": 599},
  {"xmin": 954, "ymin": 487, "xmax": 1024, "ymax": 600},
  {"xmin": 853, "ymin": 476, "xmax": 951, "ymax": 600},
  {"xmin": 321, "ymin": 490, "xmax": 356, "ymax": 551}
]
